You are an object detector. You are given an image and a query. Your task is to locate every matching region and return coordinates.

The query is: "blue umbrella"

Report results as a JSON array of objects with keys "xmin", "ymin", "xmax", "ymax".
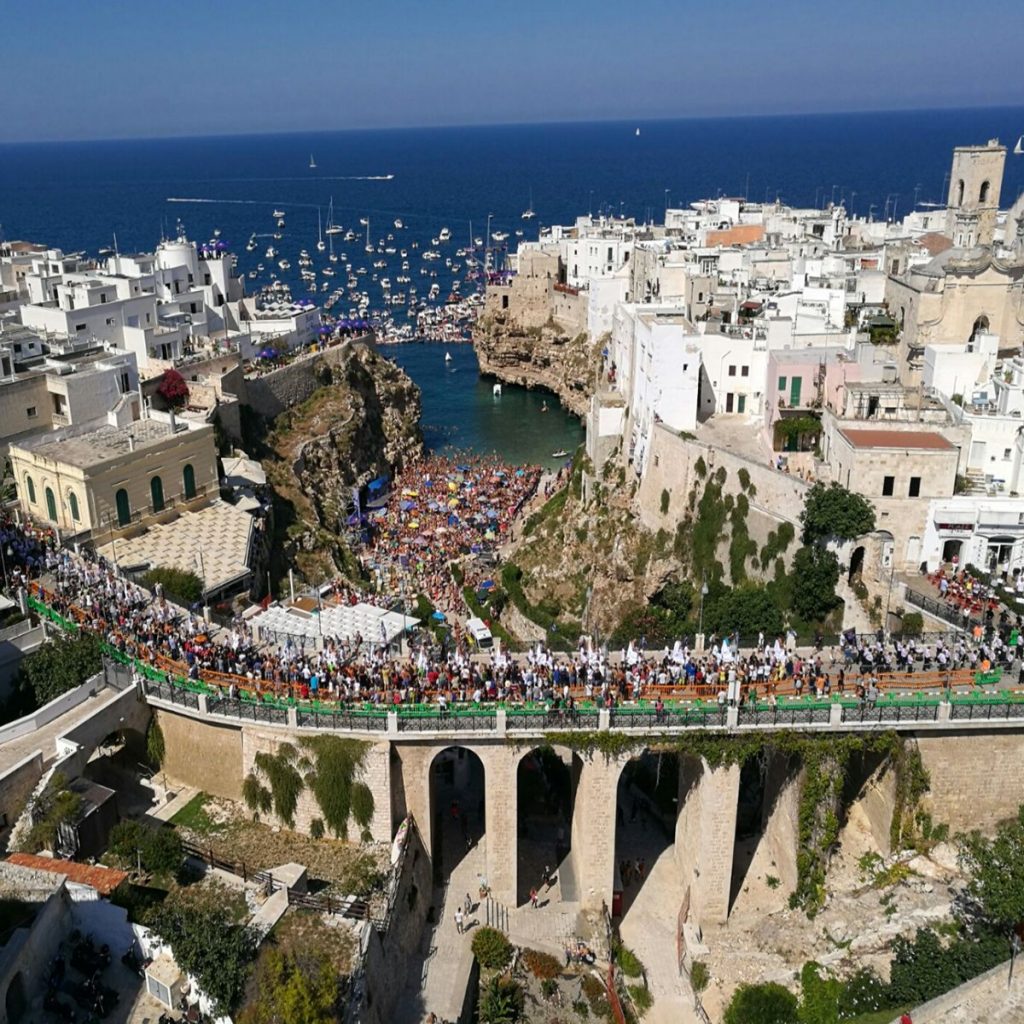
[{"xmin": 432, "ymin": 611, "xmax": 447, "ymax": 621}]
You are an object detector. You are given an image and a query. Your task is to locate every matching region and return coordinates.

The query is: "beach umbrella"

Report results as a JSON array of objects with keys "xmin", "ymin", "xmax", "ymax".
[
  {"xmin": 480, "ymin": 580, "xmax": 495, "ymax": 590},
  {"xmin": 432, "ymin": 611, "xmax": 447, "ymax": 621}
]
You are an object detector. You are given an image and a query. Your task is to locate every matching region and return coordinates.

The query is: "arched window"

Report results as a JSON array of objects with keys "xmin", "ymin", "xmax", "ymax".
[
  {"xmin": 182, "ymin": 463, "xmax": 196, "ymax": 500},
  {"xmin": 971, "ymin": 315, "xmax": 990, "ymax": 343},
  {"xmin": 150, "ymin": 475, "xmax": 164, "ymax": 512},
  {"xmin": 25, "ymin": 475, "xmax": 35, "ymax": 504},
  {"xmin": 44, "ymin": 486, "xmax": 57, "ymax": 522},
  {"xmin": 956, "ymin": 179, "xmax": 965, "ymax": 206},
  {"xmin": 980, "ymin": 180, "xmax": 990, "ymax": 203},
  {"xmin": 68, "ymin": 492, "xmax": 80, "ymax": 522},
  {"xmin": 115, "ymin": 488, "xmax": 131, "ymax": 526}
]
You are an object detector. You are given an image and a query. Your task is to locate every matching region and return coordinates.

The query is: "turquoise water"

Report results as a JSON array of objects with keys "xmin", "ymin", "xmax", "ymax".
[{"xmin": 386, "ymin": 342, "xmax": 584, "ymax": 469}]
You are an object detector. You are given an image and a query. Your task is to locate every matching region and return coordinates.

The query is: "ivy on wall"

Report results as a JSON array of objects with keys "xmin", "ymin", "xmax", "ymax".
[{"xmin": 243, "ymin": 736, "xmax": 373, "ymax": 838}]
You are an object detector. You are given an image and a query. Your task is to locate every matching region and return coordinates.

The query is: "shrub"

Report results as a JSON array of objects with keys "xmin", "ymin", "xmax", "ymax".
[
  {"xmin": 628, "ymin": 984, "xmax": 653, "ymax": 1015},
  {"xmin": 522, "ymin": 948, "xmax": 562, "ymax": 980},
  {"xmin": 615, "ymin": 943, "xmax": 644, "ymax": 978},
  {"xmin": 766, "ymin": 875, "xmax": 780, "ymax": 889},
  {"xmin": 145, "ymin": 567, "xmax": 204, "ymax": 605},
  {"xmin": 471, "ymin": 926, "xmax": 512, "ymax": 969},
  {"xmin": 478, "ymin": 974, "xmax": 524, "ymax": 1023},
  {"xmin": 581, "ymin": 974, "xmax": 611, "ymax": 1017},
  {"xmin": 309, "ymin": 818, "xmax": 325, "ymax": 840},
  {"xmin": 723, "ymin": 982, "xmax": 798, "ymax": 1024},
  {"xmin": 690, "ymin": 961, "xmax": 710, "ymax": 994},
  {"xmin": 541, "ymin": 977, "xmax": 558, "ymax": 999},
  {"xmin": 157, "ymin": 368, "xmax": 189, "ymax": 406},
  {"xmin": 901, "ymin": 611, "xmax": 924, "ymax": 637}
]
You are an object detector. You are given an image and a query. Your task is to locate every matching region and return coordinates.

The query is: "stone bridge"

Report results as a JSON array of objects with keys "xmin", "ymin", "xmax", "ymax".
[{"xmin": 141, "ymin": 680, "xmax": 1024, "ymax": 931}]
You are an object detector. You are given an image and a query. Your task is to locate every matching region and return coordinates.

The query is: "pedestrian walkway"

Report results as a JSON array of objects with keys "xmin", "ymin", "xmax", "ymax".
[{"xmin": 618, "ymin": 831, "xmax": 700, "ymax": 1024}]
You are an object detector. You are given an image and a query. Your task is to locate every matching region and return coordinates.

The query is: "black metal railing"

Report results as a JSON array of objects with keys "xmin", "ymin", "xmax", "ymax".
[
  {"xmin": 950, "ymin": 701, "xmax": 1024, "ymax": 721},
  {"xmin": 737, "ymin": 703, "xmax": 832, "ymax": 727},
  {"xmin": 395, "ymin": 712, "xmax": 498, "ymax": 733},
  {"xmin": 842, "ymin": 702, "xmax": 940, "ymax": 724},
  {"xmin": 208, "ymin": 695, "xmax": 289, "ymax": 725},
  {"xmin": 504, "ymin": 709, "xmax": 601, "ymax": 731},
  {"xmin": 296, "ymin": 708, "xmax": 389, "ymax": 731},
  {"xmin": 143, "ymin": 678, "xmax": 200, "ymax": 709}
]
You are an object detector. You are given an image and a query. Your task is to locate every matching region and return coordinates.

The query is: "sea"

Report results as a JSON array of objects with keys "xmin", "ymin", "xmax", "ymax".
[{"xmin": 2, "ymin": 107, "xmax": 1022, "ymax": 467}]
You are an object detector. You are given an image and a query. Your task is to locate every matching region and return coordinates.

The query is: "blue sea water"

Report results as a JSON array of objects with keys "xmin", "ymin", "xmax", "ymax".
[{"xmin": 2, "ymin": 107, "xmax": 1022, "ymax": 460}]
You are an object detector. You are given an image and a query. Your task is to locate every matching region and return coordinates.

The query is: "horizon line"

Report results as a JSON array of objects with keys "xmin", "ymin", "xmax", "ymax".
[{"xmin": 2, "ymin": 101, "xmax": 1022, "ymax": 148}]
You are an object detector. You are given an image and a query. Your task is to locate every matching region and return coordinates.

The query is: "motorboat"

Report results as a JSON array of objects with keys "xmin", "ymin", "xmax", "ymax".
[
  {"xmin": 394, "ymin": 218, "xmax": 404, "ymax": 229},
  {"xmin": 522, "ymin": 189, "xmax": 536, "ymax": 219},
  {"xmin": 444, "ymin": 350, "xmax": 452, "ymax": 362},
  {"xmin": 439, "ymin": 227, "xmax": 451, "ymax": 242},
  {"xmin": 273, "ymin": 209, "xmax": 285, "ymax": 218},
  {"xmin": 551, "ymin": 450, "xmax": 569, "ymax": 459}
]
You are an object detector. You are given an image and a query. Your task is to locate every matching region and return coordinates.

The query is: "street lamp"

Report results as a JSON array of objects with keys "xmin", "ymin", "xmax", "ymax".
[{"xmin": 697, "ymin": 572, "xmax": 709, "ymax": 652}]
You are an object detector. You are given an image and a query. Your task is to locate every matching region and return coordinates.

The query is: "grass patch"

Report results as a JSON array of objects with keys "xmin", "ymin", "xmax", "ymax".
[{"xmin": 170, "ymin": 792, "xmax": 217, "ymax": 834}]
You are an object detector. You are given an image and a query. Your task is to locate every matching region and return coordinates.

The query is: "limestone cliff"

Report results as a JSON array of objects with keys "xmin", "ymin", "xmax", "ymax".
[
  {"xmin": 474, "ymin": 313, "xmax": 600, "ymax": 417},
  {"xmin": 261, "ymin": 345, "xmax": 422, "ymax": 579}
]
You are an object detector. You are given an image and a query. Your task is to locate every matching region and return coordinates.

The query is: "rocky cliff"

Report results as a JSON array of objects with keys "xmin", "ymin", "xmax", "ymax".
[
  {"xmin": 474, "ymin": 313, "xmax": 600, "ymax": 417},
  {"xmin": 261, "ymin": 345, "xmax": 422, "ymax": 579}
]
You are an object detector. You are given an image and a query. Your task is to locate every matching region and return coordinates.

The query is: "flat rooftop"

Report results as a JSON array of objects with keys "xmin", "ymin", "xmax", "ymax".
[
  {"xmin": 96, "ymin": 501, "xmax": 253, "ymax": 595},
  {"xmin": 839, "ymin": 428, "xmax": 954, "ymax": 451},
  {"xmin": 17, "ymin": 418, "xmax": 191, "ymax": 468}
]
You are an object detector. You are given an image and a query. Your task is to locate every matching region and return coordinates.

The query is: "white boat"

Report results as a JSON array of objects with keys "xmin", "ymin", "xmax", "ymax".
[
  {"xmin": 394, "ymin": 218, "xmax": 404, "ymax": 229},
  {"xmin": 635, "ymin": 128, "xmax": 641, "ymax": 136},
  {"xmin": 439, "ymin": 227, "xmax": 451, "ymax": 242},
  {"xmin": 278, "ymin": 259, "xmax": 291, "ymax": 269},
  {"xmin": 309, "ymin": 153, "xmax": 317, "ymax": 169},
  {"xmin": 551, "ymin": 450, "xmax": 569, "ymax": 459},
  {"xmin": 522, "ymin": 189, "xmax": 536, "ymax": 219},
  {"xmin": 316, "ymin": 209, "xmax": 326, "ymax": 252},
  {"xmin": 364, "ymin": 220, "xmax": 374, "ymax": 254},
  {"xmin": 493, "ymin": 383, "xmax": 502, "ymax": 396},
  {"xmin": 277, "ymin": 218, "xmax": 286, "ymax": 228},
  {"xmin": 1016, "ymin": 135, "xmax": 1024, "ymax": 156},
  {"xmin": 492, "ymin": 231, "xmax": 509, "ymax": 242},
  {"xmin": 273, "ymin": 208, "xmax": 285, "ymax": 218},
  {"xmin": 444, "ymin": 351, "xmax": 452, "ymax": 362}
]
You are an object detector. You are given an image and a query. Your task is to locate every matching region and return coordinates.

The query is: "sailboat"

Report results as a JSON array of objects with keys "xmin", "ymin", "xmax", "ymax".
[
  {"xmin": 522, "ymin": 188, "xmax": 536, "ymax": 220},
  {"xmin": 1015, "ymin": 135, "xmax": 1024, "ymax": 156},
  {"xmin": 364, "ymin": 220, "xmax": 374, "ymax": 254},
  {"xmin": 325, "ymin": 198, "xmax": 343, "ymax": 235},
  {"xmin": 635, "ymin": 127, "xmax": 641, "ymax": 137},
  {"xmin": 309, "ymin": 153, "xmax": 317, "ymax": 169},
  {"xmin": 316, "ymin": 208, "xmax": 326, "ymax": 252},
  {"xmin": 444, "ymin": 351, "xmax": 453, "ymax": 363}
]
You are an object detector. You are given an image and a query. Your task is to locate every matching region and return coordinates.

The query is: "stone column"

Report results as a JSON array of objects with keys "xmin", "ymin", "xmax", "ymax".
[
  {"xmin": 573, "ymin": 752, "xmax": 623, "ymax": 912},
  {"xmin": 483, "ymin": 745, "xmax": 518, "ymax": 905},
  {"xmin": 360, "ymin": 740, "xmax": 392, "ymax": 843},
  {"xmin": 693, "ymin": 760, "xmax": 741, "ymax": 925}
]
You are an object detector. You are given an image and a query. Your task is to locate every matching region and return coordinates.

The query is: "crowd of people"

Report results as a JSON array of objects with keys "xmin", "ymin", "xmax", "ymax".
[
  {"xmin": 360, "ymin": 452, "xmax": 543, "ymax": 614},
  {"xmin": 1, "ymin": 505, "xmax": 1017, "ymax": 714}
]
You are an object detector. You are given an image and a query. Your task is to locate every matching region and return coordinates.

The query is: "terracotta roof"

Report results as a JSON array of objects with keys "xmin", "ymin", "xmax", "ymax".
[
  {"xmin": 6, "ymin": 854, "xmax": 128, "ymax": 896},
  {"xmin": 839, "ymin": 429, "xmax": 954, "ymax": 451},
  {"xmin": 918, "ymin": 232, "xmax": 953, "ymax": 256}
]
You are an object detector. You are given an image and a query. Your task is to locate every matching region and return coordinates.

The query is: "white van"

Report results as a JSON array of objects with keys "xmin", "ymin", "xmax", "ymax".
[{"xmin": 466, "ymin": 616, "xmax": 494, "ymax": 650}]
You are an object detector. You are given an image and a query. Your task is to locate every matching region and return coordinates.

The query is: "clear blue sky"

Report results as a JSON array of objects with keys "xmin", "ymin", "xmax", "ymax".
[{"xmin": 6, "ymin": 0, "xmax": 1023, "ymax": 141}]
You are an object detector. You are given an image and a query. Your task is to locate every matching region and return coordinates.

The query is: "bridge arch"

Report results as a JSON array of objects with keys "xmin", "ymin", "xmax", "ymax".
[
  {"xmin": 427, "ymin": 746, "xmax": 486, "ymax": 885},
  {"xmin": 515, "ymin": 745, "xmax": 582, "ymax": 906}
]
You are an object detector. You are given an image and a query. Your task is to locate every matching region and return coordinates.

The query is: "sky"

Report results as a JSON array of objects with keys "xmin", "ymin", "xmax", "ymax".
[{"xmin": 5, "ymin": 0, "xmax": 1023, "ymax": 142}]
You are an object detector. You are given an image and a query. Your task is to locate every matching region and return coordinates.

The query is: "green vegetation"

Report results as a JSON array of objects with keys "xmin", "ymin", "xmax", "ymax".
[
  {"xmin": 478, "ymin": 973, "xmax": 524, "ymax": 1023},
  {"xmin": 169, "ymin": 792, "xmax": 217, "ymax": 835},
  {"xmin": 4, "ymin": 631, "xmax": 103, "ymax": 722},
  {"xmin": 145, "ymin": 718, "xmax": 165, "ymax": 770},
  {"xmin": 145, "ymin": 567, "xmax": 204, "ymax": 605},
  {"xmin": 471, "ymin": 926, "xmax": 512, "ymax": 969},
  {"xmin": 900, "ymin": 611, "xmax": 924, "ymax": 637},
  {"xmin": 801, "ymin": 482, "xmax": 876, "ymax": 543},
  {"xmin": 15, "ymin": 772, "xmax": 82, "ymax": 854},
  {"xmin": 774, "ymin": 415, "xmax": 822, "ymax": 451},
  {"xmin": 238, "ymin": 948, "xmax": 339, "ymax": 1024},
  {"xmin": 690, "ymin": 961, "xmax": 710, "ymax": 995},
  {"xmin": 789, "ymin": 545, "xmax": 841, "ymax": 623},
  {"xmin": 723, "ymin": 982, "xmax": 798, "ymax": 1024},
  {"xmin": 523, "ymin": 487, "xmax": 568, "ymax": 537},
  {"xmin": 628, "ymin": 983, "xmax": 654, "ymax": 1015},
  {"xmin": 614, "ymin": 942, "xmax": 644, "ymax": 978},
  {"xmin": 660, "ymin": 488, "xmax": 671, "ymax": 515},
  {"xmin": 149, "ymin": 884, "xmax": 258, "ymax": 1014},
  {"xmin": 108, "ymin": 820, "xmax": 184, "ymax": 877}
]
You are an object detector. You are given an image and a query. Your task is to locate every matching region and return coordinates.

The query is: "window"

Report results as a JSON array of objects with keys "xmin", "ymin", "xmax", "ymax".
[
  {"xmin": 68, "ymin": 492, "xmax": 80, "ymax": 522},
  {"xmin": 908, "ymin": 477, "xmax": 921, "ymax": 497},
  {"xmin": 52, "ymin": 395, "xmax": 65, "ymax": 416},
  {"xmin": 1004, "ymin": 449, "xmax": 1012, "ymax": 460},
  {"xmin": 150, "ymin": 476, "xmax": 165, "ymax": 512},
  {"xmin": 26, "ymin": 406, "xmax": 37, "ymax": 419},
  {"xmin": 44, "ymin": 487, "xmax": 57, "ymax": 521},
  {"xmin": 778, "ymin": 376, "xmax": 787, "ymax": 392},
  {"xmin": 725, "ymin": 393, "xmax": 734, "ymax": 413},
  {"xmin": 75, "ymin": 323, "xmax": 86, "ymax": 332},
  {"xmin": 980, "ymin": 180, "xmax": 990, "ymax": 203},
  {"xmin": 882, "ymin": 476, "xmax": 895, "ymax": 496},
  {"xmin": 741, "ymin": 365, "xmax": 749, "ymax": 377},
  {"xmin": 728, "ymin": 365, "xmax": 736, "ymax": 377},
  {"xmin": 789, "ymin": 377, "xmax": 802, "ymax": 406},
  {"xmin": 100, "ymin": 292, "xmax": 107, "ymax": 303},
  {"xmin": 105, "ymin": 317, "xmax": 115, "ymax": 326},
  {"xmin": 182, "ymin": 463, "xmax": 196, "ymax": 499},
  {"xmin": 115, "ymin": 488, "xmax": 131, "ymax": 526},
  {"xmin": 25, "ymin": 476, "xmax": 36, "ymax": 504},
  {"xmin": 119, "ymin": 371, "xmax": 131, "ymax": 394}
]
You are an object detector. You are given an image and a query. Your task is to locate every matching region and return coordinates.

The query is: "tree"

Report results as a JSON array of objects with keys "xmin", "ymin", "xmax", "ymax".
[
  {"xmin": 789, "ymin": 546, "xmax": 841, "ymax": 623},
  {"xmin": 471, "ymin": 927, "xmax": 512, "ymax": 969},
  {"xmin": 723, "ymin": 982, "xmax": 798, "ymax": 1024},
  {"xmin": 8, "ymin": 631, "xmax": 103, "ymax": 719},
  {"xmin": 145, "ymin": 567, "xmax": 204, "ymax": 605},
  {"xmin": 959, "ymin": 804, "xmax": 1024, "ymax": 931},
  {"xmin": 108, "ymin": 821, "xmax": 183, "ymax": 877},
  {"xmin": 148, "ymin": 885, "xmax": 258, "ymax": 1014},
  {"xmin": 800, "ymin": 483, "xmax": 876, "ymax": 543},
  {"xmin": 707, "ymin": 584, "xmax": 785, "ymax": 640},
  {"xmin": 157, "ymin": 368, "xmax": 189, "ymax": 407},
  {"xmin": 238, "ymin": 948, "xmax": 338, "ymax": 1024}
]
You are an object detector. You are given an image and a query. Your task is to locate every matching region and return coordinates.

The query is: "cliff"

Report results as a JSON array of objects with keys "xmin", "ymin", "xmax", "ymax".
[
  {"xmin": 474, "ymin": 314, "xmax": 600, "ymax": 418},
  {"xmin": 261, "ymin": 345, "xmax": 422, "ymax": 579}
]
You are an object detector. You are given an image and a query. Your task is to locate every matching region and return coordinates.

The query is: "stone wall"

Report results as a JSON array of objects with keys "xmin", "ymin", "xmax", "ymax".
[
  {"xmin": 0, "ymin": 752, "xmax": 43, "ymax": 851},
  {"xmin": 916, "ymin": 729, "xmax": 1024, "ymax": 833},
  {"xmin": 240, "ymin": 730, "xmax": 391, "ymax": 843},
  {"xmin": 242, "ymin": 337, "xmax": 372, "ymax": 419},
  {"xmin": 155, "ymin": 710, "xmax": 243, "ymax": 800}
]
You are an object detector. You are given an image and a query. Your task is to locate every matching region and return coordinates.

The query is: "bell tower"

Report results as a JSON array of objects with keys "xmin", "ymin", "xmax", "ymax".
[{"xmin": 947, "ymin": 139, "xmax": 1006, "ymax": 248}]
